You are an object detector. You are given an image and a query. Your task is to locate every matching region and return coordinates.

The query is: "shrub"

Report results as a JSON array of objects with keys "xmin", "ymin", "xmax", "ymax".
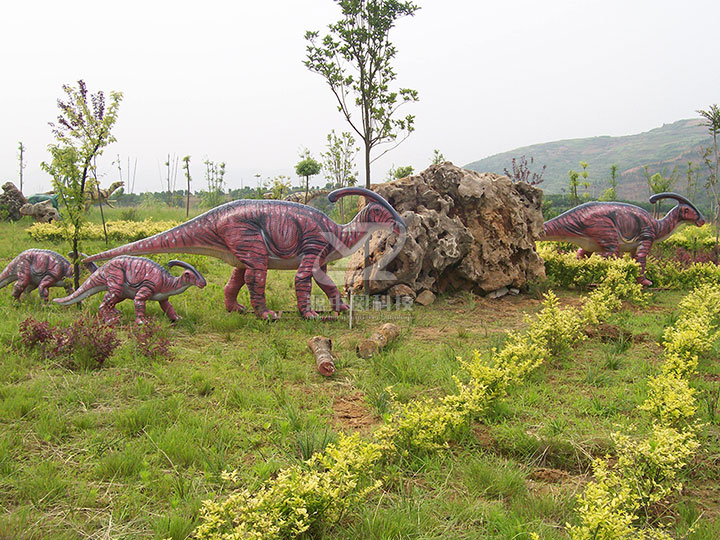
[
  {"xmin": 27, "ymin": 219, "xmax": 181, "ymax": 242},
  {"xmin": 19, "ymin": 315, "xmax": 120, "ymax": 369},
  {"xmin": 571, "ymin": 284, "xmax": 720, "ymax": 540}
]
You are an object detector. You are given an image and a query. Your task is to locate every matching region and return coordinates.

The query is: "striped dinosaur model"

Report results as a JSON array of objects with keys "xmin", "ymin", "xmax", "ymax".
[
  {"xmin": 543, "ymin": 192, "xmax": 704, "ymax": 286},
  {"xmin": 54, "ymin": 256, "xmax": 206, "ymax": 324},
  {"xmin": 0, "ymin": 249, "xmax": 96, "ymax": 301},
  {"xmin": 84, "ymin": 187, "xmax": 406, "ymax": 320}
]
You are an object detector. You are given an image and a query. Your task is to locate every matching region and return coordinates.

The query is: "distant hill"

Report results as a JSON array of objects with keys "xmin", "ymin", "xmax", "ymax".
[{"xmin": 463, "ymin": 119, "xmax": 712, "ymax": 201}]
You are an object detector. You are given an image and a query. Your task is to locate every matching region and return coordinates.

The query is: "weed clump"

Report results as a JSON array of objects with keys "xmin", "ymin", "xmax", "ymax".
[{"xmin": 19, "ymin": 314, "xmax": 119, "ymax": 369}]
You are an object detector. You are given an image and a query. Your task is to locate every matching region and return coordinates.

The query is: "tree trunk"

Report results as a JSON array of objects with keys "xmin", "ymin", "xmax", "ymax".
[
  {"xmin": 363, "ymin": 143, "xmax": 372, "ymax": 295},
  {"xmin": 307, "ymin": 336, "xmax": 335, "ymax": 376},
  {"xmin": 356, "ymin": 323, "xmax": 400, "ymax": 359}
]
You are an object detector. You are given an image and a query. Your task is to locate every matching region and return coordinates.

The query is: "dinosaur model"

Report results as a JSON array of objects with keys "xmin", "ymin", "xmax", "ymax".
[
  {"xmin": 84, "ymin": 187, "xmax": 406, "ymax": 320},
  {"xmin": 85, "ymin": 181, "xmax": 124, "ymax": 210},
  {"xmin": 27, "ymin": 193, "xmax": 60, "ymax": 210},
  {"xmin": 54, "ymin": 256, "xmax": 206, "ymax": 324},
  {"xmin": 263, "ymin": 189, "xmax": 331, "ymax": 204},
  {"xmin": 542, "ymin": 192, "xmax": 704, "ymax": 286},
  {"xmin": 0, "ymin": 249, "xmax": 97, "ymax": 301}
]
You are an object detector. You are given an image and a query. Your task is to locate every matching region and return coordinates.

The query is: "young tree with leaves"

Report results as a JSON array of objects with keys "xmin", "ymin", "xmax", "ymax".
[
  {"xmin": 567, "ymin": 169, "xmax": 580, "ymax": 206},
  {"xmin": 305, "ymin": 0, "xmax": 419, "ymax": 189},
  {"xmin": 17, "ymin": 142, "xmax": 26, "ymax": 193},
  {"xmin": 41, "ymin": 80, "xmax": 122, "ymax": 289},
  {"xmin": 183, "ymin": 155, "xmax": 192, "ymax": 217},
  {"xmin": 599, "ymin": 164, "xmax": 619, "ymax": 201},
  {"xmin": 430, "ymin": 149, "xmax": 445, "ymax": 165},
  {"xmin": 321, "ymin": 130, "xmax": 358, "ymax": 222},
  {"xmin": 202, "ymin": 159, "xmax": 226, "ymax": 208},
  {"xmin": 295, "ymin": 150, "xmax": 322, "ymax": 203},
  {"xmin": 387, "ymin": 164, "xmax": 413, "ymax": 180},
  {"xmin": 698, "ymin": 104, "xmax": 720, "ymax": 252}
]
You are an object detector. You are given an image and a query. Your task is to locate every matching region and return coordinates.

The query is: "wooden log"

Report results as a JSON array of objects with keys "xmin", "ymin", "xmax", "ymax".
[
  {"xmin": 307, "ymin": 336, "xmax": 335, "ymax": 376},
  {"xmin": 356, "ymin": 323, "xmax": 400, "ymax": 359}
]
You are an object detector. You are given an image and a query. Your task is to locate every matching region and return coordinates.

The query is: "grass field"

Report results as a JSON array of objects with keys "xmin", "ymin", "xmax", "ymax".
[{"xmin": 1, "ymin": 206, "xmax": 720, "ymax": 539}]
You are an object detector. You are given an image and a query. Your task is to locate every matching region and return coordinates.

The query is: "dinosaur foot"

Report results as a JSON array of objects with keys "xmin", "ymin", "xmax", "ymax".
[
  {"xmin": 331, "ymin": 301, "xmax": 350, "ymax": 313},
  {"xmin": 225, "ymin": 301, "xmax": 247, "ymax": 313},
  {"xmin": 103, "ymin": 313, "xmax": 122, "ymax": 325},
  {"xmin": 257, "ymin": 309, "xmax": 280, "ymax": 321},
  {"xmin": 638, "ymin": 278, "xmax": 653, "ymax": 287},
  {"xmin": 169, "ymin": 316, "xmax": 182, "ymax": 324},
  {"xmin": 302, "ymin": 310, "xmax": 319, "ymax": 319}
]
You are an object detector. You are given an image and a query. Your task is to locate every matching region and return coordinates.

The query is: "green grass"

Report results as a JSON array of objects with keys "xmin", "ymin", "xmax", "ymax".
[{"xmin": 2, "ymin": 207, "xmax": 720, "ymax": 538}]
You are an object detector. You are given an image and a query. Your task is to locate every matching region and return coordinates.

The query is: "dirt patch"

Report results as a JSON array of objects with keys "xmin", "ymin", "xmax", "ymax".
[
  {"xmin": 528, "ymin": 467, "xmax": 570, "ymax": 483},
  {"xmin": 472, "ymin": 425, "xmax": 495, "ymax": 449},
  {"xmin": 332, "ymin": 392, "xmax": 377, "ymax": 433},
  {"xmin": 585, "ymin": 323, "xmax": 651, "ymax": 344}
]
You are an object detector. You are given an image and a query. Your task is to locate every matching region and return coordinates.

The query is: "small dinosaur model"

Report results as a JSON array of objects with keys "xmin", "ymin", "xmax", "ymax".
[
  {"xmin": 542, "ymin": 192, "xmax": 704, "ymax": 286},
  {"xmin": 27, "ymin": 193, "xmax": 60, "ymax": 210},
  {"xmin": 85, "ymin": 181, "xmax": 124, "ymax": 210},
  {"xmin": 0, "ymin": 249, "xmax": 96, "ymax": 301},
  {"xmin": 84, "ymin": 187, "xmax": 406, "ymax": 320},
  {"xmin": 54, "ymin": 256, "xmax": 206, "ymax": 324}
]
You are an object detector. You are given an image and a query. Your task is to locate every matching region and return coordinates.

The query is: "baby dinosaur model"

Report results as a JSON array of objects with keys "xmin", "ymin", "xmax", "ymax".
[
  {"xmin": 84, "ymin": 187, "xmax": 406, "ymax": 320},
  {"xmin": 54, "ymin": 256, "xmax": 206, "ymax": 324},
  {"xmin": 543, "ymin": 192, "xmax": 704, "ymax": 286},
  {"xmin": 0, "ymin": 249, "xmax": 96, "ymax": 301}
]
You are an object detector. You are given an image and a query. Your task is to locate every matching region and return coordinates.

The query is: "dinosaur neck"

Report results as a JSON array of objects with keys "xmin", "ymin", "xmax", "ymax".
[
  {"xmin": 655, "ymin": 206, "xmax": 682, "ymax": 241},
  {"xmin": 335, "ymin": 207, "xmax": 382, "ymax": 257},
  {"xmin": 169, "ymin": 282, "xmax": 191, "ymax": 296}
]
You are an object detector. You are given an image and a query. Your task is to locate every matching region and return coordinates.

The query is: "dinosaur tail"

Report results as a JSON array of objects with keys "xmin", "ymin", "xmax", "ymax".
[
  {"xmin": 84, "ymin": 210, "xmax": 224, "ymax": 263},
  {"xmin": 0, "ymin": 260, "xmax": 19, "ymax": 289},
  {"xmin": 53, "ymin": 272, "xmax": 108, "ymax": 305},
  {"xmin": 541, "ymin": 214, "xmax": 579, "ymax": 241}
]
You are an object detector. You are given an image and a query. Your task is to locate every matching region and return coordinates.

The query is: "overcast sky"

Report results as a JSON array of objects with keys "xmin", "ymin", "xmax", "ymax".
[{"xmin": 1, "ymin": 0, "xmax": 718, "ymax": 195}]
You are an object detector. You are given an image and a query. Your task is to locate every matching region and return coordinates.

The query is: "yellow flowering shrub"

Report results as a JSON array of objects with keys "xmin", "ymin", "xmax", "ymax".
[
  {"xmin": 540, "ymin": 241, "xmax": 720, "ymax": 290},
  {"xmin": 571, "ymin": 284, "xmax": 720, "ymax": 540},
  {"xmin": 195, "ymin": 433, "xmax": 383, "ymax": 540},
  {"xmin": 27, "ymin": 219, "xmax": 181, "ymax": 242},
  {"xmin": 196, "ymin": 267, "xmax": 631, "ymax": 539}
]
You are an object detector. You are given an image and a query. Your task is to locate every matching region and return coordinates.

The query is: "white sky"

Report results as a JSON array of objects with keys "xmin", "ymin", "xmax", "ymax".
[{"xmin": 1, "ymin": 0, "xmax": 718, "ymax": 195}]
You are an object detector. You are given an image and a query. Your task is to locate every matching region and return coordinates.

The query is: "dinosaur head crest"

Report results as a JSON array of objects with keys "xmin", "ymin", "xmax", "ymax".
[
  {"xmin": 168, "ymin": 260, "xmax": 207, "ymax": 289},
  {"xmin": 649, "ymin": 192, "xmax": 705, "ymax": 226},
  {"xmin": 328, "ymin": 187, "xmax": 407, "ymax": 236}
]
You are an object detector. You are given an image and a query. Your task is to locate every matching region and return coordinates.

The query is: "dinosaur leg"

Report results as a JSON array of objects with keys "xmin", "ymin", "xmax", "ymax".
[
  {"xmin": 133, "ymin": 287, "xmax": 154, "ymax": 325},
  {"xmin": 159, "ymin": 299, "xmax": 180, "ymax": 322},
  {"xmin": 12, "ymin": 274, "xmax": 32, "ymax": 300},
  {"xmin": 633, "ymin": 240, "xmax": 653, "ymax": 287},
  {"xmin": 99, "ymin": 288, "xmax": 124, "ymax": 323},
  {"xmin": 314, "ymin": 264, "xmax": 349, "ymax": 313},
  {"xmin": 295, "ymin": 256, "xmax": 320, "ymax": 318},
  {"xmin": 224, "ymin": 267, "xmax": 247, "ymax": 313},
  {"xmin": 37, "ymin": 276, "xmax": 57, "ymax": 303},
  {"xmin": 229, "ymin": 229, "xmax": 277, "ymax": 320},
  {"xmin": 576, "ymin": 248, "xmax": 592, "ymax": 259}
]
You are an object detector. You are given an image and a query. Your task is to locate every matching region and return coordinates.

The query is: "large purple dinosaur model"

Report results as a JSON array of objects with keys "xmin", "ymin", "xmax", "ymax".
[
  {"xmin": 543, "ymin": 192, "xmax": 704, "ymax": 286},
  {"xmin": 54, "ymin": 256, "xmax": 206, "ymax": 324},
  {"xmin": 0, "ymin": 249, "xmax": 97, "ymax": 302},
  {"xmin": 84, "ymin": 187, "xmax": 406, "ymax": 320}
]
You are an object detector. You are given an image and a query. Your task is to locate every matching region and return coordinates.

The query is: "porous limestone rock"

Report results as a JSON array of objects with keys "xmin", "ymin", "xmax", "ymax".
[
  {"xmin": 344, "ymin": 162, "xmax": 545, "ymax": 296},
  {"xmin": 0, "ymin": 182, "xmax": 27, "ymax": 221},
  {"xmin": 20, "ymin": 200, "xmax": 61, "ymax": 223}
]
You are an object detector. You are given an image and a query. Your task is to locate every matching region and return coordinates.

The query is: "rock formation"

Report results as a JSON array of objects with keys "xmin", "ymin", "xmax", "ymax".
[
  {"xmin": 0, "ymin": 182, "xmax": 27, "ymax": 221},
  {"xmin": 344, "ymin": 162, "xmax": 545, "ymax": 296},
  {"xmin": 20, "ymin": 200, "xmax": 61, "ymax": 223}
]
